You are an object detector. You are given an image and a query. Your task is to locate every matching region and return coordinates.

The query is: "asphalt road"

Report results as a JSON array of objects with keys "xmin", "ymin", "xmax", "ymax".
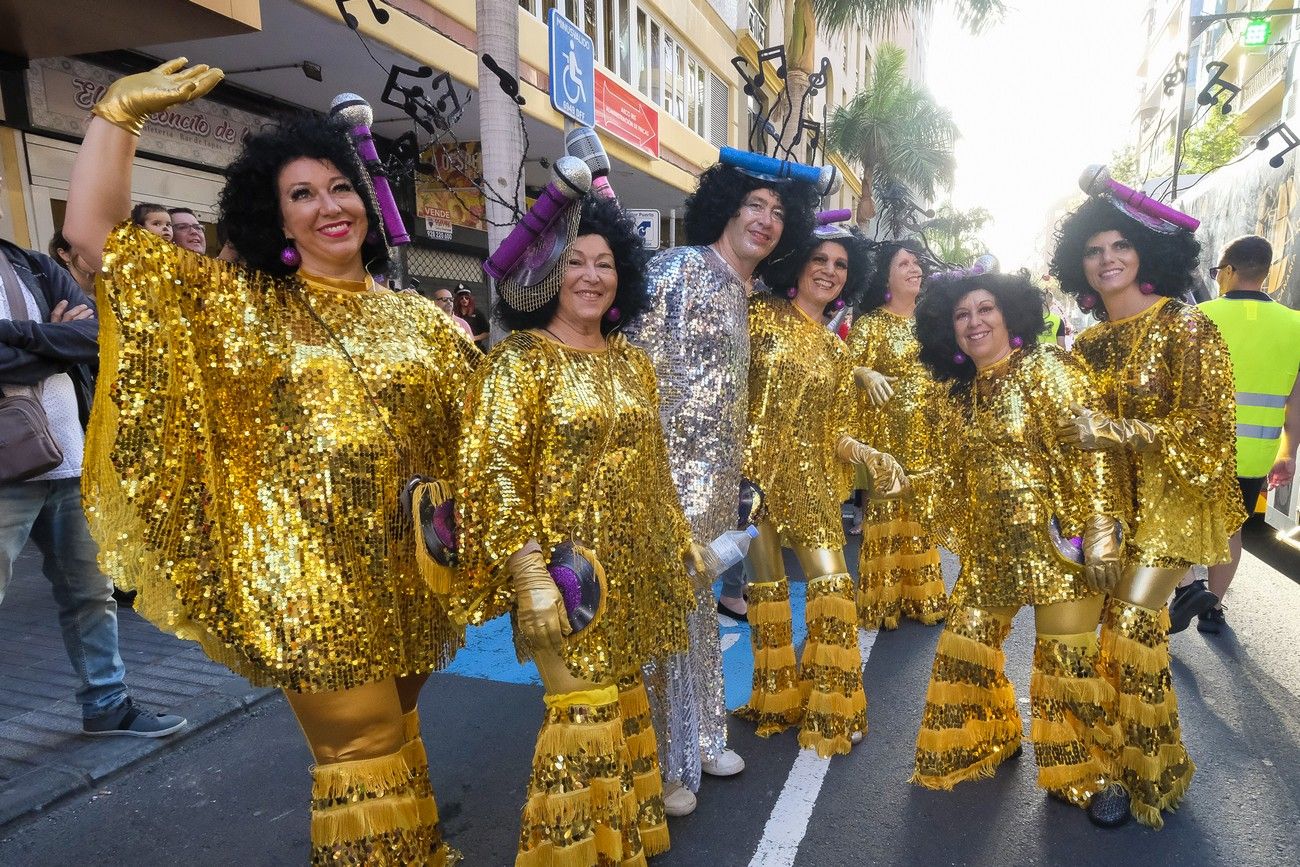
[{"xmin": 2, "ymin": 524, "xmax": 1298, "ymax": 867}]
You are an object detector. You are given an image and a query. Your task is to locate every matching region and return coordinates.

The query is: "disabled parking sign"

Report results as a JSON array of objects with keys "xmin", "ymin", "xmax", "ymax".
[{"xmin": 548, "ymin": 10, "xmax": 595, "ymax": 127}]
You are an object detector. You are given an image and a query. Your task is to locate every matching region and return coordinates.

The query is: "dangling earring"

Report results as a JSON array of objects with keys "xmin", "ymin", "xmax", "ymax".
[
  {"xmin": 884, "ymin": 291, "xmax": 893, "ymax": 302},
  {"xmin": 1010, "ymin": 336, "xmax": 1024, "ymax": 349},
  {"xmin": 1078, "ymin": 292, "xmax": 1097, "ymax": 311},
  {"xmin": 786, "ymin": 287, "xmax": 798, "ymax": 299},
  {"xmin": 831, "ymin": 298, "xmax": 846, "ymax": 310},
  {"xmin": 279, "ymin": 241, "xmax": 301, "ymax": 269},
  {"xmin": 605, "ymin": 306, "xmax": 621, "ymax": 323},
  {"xmin": 1139, "ymin": 281, "xmax": 1156, "ymax": 295},
  {"xmin": 953, "ymin": 351, "xmax": 967, "ymax": 365}
]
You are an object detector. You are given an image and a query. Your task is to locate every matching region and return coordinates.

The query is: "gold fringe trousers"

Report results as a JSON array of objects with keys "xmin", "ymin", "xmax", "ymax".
[
  {"xmin": 857, "ymin": 505, "xmax": 947, "ymax": 631},
  {"xmin": 1030, "ymin": 633, "xmax": 1112, "ymax": 808},
  {"xmin": 912, "ymin": 607, "xmax": 1022, "ymax": 789},
  {"xmin": 735, "ymin": 580, "xmax": 803, "ymax": 736},
  {"xmin": 615, "ymin": 672, "xmax": 669, "ymax": 856},
  {"xmin": 1097, "ymin": 598, "xmax": 1195, "ymax": 829},
  {"xmin": 516, "ymin": 686, "xmax": 647, "ymax": 867},
  {"xmin": 799, "ymin": 573, "xmax": 867, "ymax": 757}
]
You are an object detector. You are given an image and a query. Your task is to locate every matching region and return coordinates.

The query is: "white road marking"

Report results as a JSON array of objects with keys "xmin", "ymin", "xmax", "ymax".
[{"xmin": 749, "ymin": 628, "xmax": 878, "ymax": 867}]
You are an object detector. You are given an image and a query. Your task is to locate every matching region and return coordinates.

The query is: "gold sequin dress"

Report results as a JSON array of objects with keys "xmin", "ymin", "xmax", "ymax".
[
  {"xmin": 736, "ymin": 296, "xmax": 867, "ymax": 757},
  {"xmin": 454, "ymin": 331, "xmax": 695, "ymax": 865},
  {"xmin": 84, "ymin": 224, "xmax": 478, "ymax": 694},
  {"xmin": 847, "ymin": 309, "xmax": 947, "ymax": 629},
  {"xmin": 1069, "ymin": 296, "xmax": 1246, "ymax": 829},
  {"xmin": 912, "ymin": 346, "xmax": 1120, "ymax": 807}
]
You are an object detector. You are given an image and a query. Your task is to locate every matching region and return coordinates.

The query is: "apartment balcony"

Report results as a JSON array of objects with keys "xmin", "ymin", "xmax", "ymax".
[
  {"xmin": 747, "ymin": 1, "xmax": 769, "ymax": 49},
  {"xmin": 1236, "ymin": 45, "xmax": 1290, "ymax": 129}
]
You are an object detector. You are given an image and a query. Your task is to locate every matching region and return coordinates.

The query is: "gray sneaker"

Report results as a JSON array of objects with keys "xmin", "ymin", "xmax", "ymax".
[{"xmin": 83, "ymin": 698, "xmax": 188, "ymax": 738}]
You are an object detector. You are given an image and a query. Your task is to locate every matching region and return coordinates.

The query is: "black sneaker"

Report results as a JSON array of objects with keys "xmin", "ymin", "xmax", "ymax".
[
  {"xmin": 1088, "ymin": 783, "xmax": 1132, "ymax": 828},
  {"xmin": 111, "ymin": 586, "xmax": 137, "ymax": 608},
  {"xmin": 83, "ymin": 698, "xmax": 187, "ymax": 738},
  {"xmin": 1197, "ymin": 606, "xmax": 1226, "ymax": 634},
  {"xmin": 1168, "ymin": 579, "xmax": 1219, "ymax": 634}
]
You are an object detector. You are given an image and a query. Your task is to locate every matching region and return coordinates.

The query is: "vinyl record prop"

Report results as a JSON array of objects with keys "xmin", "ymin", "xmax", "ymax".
[
  {"xmin": 738, "ymin": 478, "xmax": 766, "ymax": 528},
  {"xmin": 1046, "ymin": 515, "xmax": 1123, "ymax": 572},
  {"xmin": 548, "ymin": 542, "xmax": 608, "ymax": 635},
  {"xmin": 401, "ymin": 477, "xmax": 457, "ymax": 595}
]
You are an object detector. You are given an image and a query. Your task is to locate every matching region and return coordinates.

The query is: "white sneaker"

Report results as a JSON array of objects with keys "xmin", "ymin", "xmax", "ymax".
[
  {"xmin": 662, "ymin": 782, "xmax": 697, "ymax": 817},
  {"xmin": 701, "ymin": 748, "xmax": 745, "ymax": 777}
]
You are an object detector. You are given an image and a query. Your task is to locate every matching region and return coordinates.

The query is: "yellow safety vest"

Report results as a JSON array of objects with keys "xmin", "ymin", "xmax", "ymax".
[
  {"xmin": 1199, "ymin": 294, "xmax": 1300, "ymax": 477},
  {"xmin": 1039, "ymin": 312, "xmax": 1062, "ymax": 344}
]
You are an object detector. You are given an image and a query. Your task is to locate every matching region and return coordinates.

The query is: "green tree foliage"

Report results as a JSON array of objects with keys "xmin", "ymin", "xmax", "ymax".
[
  {"xmin": 923, "ymin": 202, "xmax": 992, "ymax": 266},
  {"xmin": 1109, "ymin": 144, "xmax": 1139, "ymax": 186},
  {"xmin": 1169, "ymin": 110, "xmax": 1242, "ymax": 174}
]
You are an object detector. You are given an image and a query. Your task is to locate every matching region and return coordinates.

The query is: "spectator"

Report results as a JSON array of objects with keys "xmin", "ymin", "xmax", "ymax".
[
  {"xmin": 47, "ymin": 230, "xmax": 96, "ymax": 293},
  {"xmin": 1, "ymin": 175, "xmax": 186, "ymax": 738},
  {"xmin": 1171, "ymin": 235, "xmax": 1300, "ymax": 634},
  {"xmin": 168, "ymin": 207, "xmax": 207, "ymax": 254},
  {"xmin": 130, "ymin": 202, "xmax": 172, "ymax": 241},
  {"xmin": 431, "ymin": 286, "xmax": 474, "ymax": 337},
  {"xmin": 455, "ymin": 285, "xmax": 490, "ymax": 350}
]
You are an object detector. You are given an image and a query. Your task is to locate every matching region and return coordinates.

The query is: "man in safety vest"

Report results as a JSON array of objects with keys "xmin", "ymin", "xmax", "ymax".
[{"xmin": 1169, "ymin": 235, "xmax": 1300, "ymax": 634}]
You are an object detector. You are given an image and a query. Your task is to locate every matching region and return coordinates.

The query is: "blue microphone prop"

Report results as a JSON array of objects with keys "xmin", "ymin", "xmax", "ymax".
[{"xmin": 719, "ymin": 146, "xmax": 840, "ymax": 196}]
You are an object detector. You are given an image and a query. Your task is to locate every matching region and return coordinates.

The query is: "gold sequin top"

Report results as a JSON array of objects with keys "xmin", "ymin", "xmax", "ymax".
[
  {"xmin": 1072, "ymin": 297, "xmax": 1246, "ymax": 565},
  {"xmin": 846, "ymin": 308, "xmax": 939, "ymax": 471},
  {"xmin": 454, "ymin": 331, "xmax": 694, "ymax": 683},
  {"xmin": 83, "ymin": 224, "xmax": 479, "ymax": 693},
  {"xmin": 921, "ymin": 346, "xmax": 1124, "ymax": 608},
  {"xmin": 744, "ymin": 296, "xmax": 857, "ymax": 549}
]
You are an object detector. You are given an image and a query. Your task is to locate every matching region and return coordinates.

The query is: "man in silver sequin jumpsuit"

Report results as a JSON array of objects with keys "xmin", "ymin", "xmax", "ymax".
[{"xmin": 626, "ymin": 164, "xmax": 819, "ymax": 816}]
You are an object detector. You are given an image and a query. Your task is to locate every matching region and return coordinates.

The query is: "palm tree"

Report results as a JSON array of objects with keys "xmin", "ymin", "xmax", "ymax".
[
  {"xmin": 825, "ymin": 43, "xmax": 957, "ymax": 226},
  {"xmin": 773, "ymin": 0, "xmax": 1004, "ymax": 155}
]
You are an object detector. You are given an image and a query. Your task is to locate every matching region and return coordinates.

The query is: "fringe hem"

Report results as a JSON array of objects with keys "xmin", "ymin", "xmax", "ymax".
[{"xmin": 911, "ymin": 743, "xmax": 1019, "ymax": 791}]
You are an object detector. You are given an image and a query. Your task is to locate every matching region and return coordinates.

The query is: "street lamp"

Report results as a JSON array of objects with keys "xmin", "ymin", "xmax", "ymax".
[{"xmin": 224, "ymin": 61, "xmax": 323, "ymax": 82}]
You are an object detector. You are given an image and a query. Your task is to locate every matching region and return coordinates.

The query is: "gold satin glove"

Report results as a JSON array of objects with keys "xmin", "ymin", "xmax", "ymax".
[
  {"xmin": 852, "ymin": 367, "xmax": 897, "ymax": 406},
  {"xmin": 92, "ymin": 58, "xmax": 224, "ymax": 136},
  {"xmin": 837, "ymin": 436, "xmax": 910, "ymax": 500},
  {"xmin": 683, "ymin": 542, "xmax": 714, "ymax": 593},
  {"xmin": 510, "ymin": 548, "xmax": 570, "ymax": 655},
  {"xmin": 1081, "ymin": 514, "xmax": 1123, "ymax": 593},
  {"xmin": 1057, "ymin": 403, "xmax": 1159, "ymax": 453}
]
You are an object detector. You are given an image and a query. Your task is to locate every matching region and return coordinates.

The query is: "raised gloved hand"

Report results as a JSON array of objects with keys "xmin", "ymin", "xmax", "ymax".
[
  {"xmin": 1057, "ymin": 403, "xmax": 1158, "ymax": 453},
  {"xmin": 510, "ymin": 546, "xmax": 570, "ymax": 655},
  {"xmin": 853, "ymin": 367, "xmax": 897, "ymax": 406},
  {"xmin": 683, "ymin": 542, "xmax": 714, "ymax": 593},
  {"xmin": 92, "ymin": 58, "xmax": 224, "ymax": 136},
  {"xmin": 1081, "ymin": 514, "xmax": 1123, "ymax": 593},
  {"xmin": 837, "ymin": 436, "xmax": 910, "ymax": 500}
]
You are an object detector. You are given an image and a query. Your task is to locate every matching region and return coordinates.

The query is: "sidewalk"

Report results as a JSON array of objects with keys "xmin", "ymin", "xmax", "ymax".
[{"xmin": 0, "ymin": 541, "xmax": 276, "ymax": 830}]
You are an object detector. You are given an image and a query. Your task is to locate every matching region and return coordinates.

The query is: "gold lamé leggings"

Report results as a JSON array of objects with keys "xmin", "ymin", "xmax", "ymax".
[{"xmin": 285, "ymin": 674, "xmax": 428, "ymax": 763}]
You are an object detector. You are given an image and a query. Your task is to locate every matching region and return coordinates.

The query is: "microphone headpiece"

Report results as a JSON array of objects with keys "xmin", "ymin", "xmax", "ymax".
[
  {"xmin": 551, "ymin": 156, "xmax": 593, "ymax": 199},
  {"xmin": 1079, "ymin": 164, "xmax": 1109, "ymax": 196},
  {"xmin": 565, "ymin": 126, "xmax": 612, "ymax": 177},
  {"xmin": 330, "ymin": 92, "xmax": 374, "ymax": 127},
  {"xmin": 494, "ymin": 156, "xmax": 592, "ymax": 313},
  {"xmin": 819, "ymin": 165, "xmax": 841, "ymax": 197}
]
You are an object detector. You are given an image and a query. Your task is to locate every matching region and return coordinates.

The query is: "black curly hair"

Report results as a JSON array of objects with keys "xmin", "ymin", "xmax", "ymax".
[
  {"xmin": 861, "ymin": 239, "xmax": 930, "ymax": 313},
  {"xmin": 760, "ymin": 229, "xmax": 872, "ymax": 311},
  {"xmin": 493, "ymin": 195, "xmax": 651, "ymax": 336},
  {"xmin": 683, "ymin": 164, "xmax": 820, "ymax": 282},
  {"xmin": 130, "ymin": 202, "xmax": 169, "ymax": 227},
  {"xmin": 1048, "ymin": 196, "xmax": 1200, "ymax": 320},
  {"xmin": 218, "ymin": 115, "xmax": 389, "ymax": 278},
  {"xmin": 914, "ymin": 271, "xmax": 1047, "ymax": 388}
]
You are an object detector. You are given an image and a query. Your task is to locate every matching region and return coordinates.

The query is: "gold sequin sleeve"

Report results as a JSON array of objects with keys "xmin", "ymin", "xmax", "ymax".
[
  {"xmin": 83, "ymin": 223, "xmax": 478, "ymax": 693},
  {"xmin": 846, "ymin": 309, "xmax": 938, "ymax": 470},
  {"xmin": 744, "ymin": 296, "xmax": 855, "ymax": 549},
  {"xmin": 1072, "ymin": 299, "xmax": 1246, "ymax": 564},
  {"xmin": 455, "ymin": 332, "xmax": 693, "ymax": 683}
]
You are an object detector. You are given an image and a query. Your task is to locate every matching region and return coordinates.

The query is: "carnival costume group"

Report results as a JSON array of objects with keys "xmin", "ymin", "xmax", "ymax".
[{"xmin": 59, "ymin": 59, "xmax": 1248, "ymax": 864}]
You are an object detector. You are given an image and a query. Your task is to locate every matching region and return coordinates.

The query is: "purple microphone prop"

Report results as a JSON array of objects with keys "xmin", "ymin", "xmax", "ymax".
[
  {"xmin": 816, "ymin": 208, "xmax": 852, "ymax": 225},
  {"xmin": 330, "ymin": 93, "xmax": 411, "ymax": 246},
  {"xmin": 565, "ymin": 126, "xmax": 616, "ymax": 200},
  {"xmin": 483, "ymin": 156, "xmax": 592, "ymax": 282},
  {"xmin": 719, "ymin": 146, "xmax": 841, "ymax": 197},
  {"xmin": 1080, "ymin": 164, "xmax": 1200, "ymax": 232}
]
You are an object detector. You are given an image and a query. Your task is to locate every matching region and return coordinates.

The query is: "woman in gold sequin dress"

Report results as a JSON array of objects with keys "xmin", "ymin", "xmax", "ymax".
[
  {"xmin": 1049, "ymin": 196, "xmax": 1246, "ymax": 828},
  {"xmin": 65, "ymin": 61, "xmax": 475, "ymax": 864},
  {"xmin": 848, "ymin": 240, "xmax": 948, "ymax": 630},
  {"xmin": 909, "ymin": 270, "xmax": 1127, "ymax": 821},
  {"xmin": 454, "ymin": 195, "xmax": 703, "ymax": 866},
  {"xmin": 735, "ymin": 228, "xmax": 908, "ymax": 757}
]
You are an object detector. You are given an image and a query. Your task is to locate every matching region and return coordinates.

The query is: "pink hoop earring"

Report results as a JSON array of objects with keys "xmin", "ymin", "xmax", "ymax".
[
  {"xmin": 279, "ymin": 242, "xmax": 301, "ymax": 269},
  {"xmin": 831, "ymin": 298, "xmax": 846, "ymax": 310},
  {"xmin": 1139, "ymin": 281, "xmax": 1156, "ymax": 295},
  {"xmin": 953, "ymin": 352, "xmax": 967, "ymax": 365},
  {"xmin": 605, "ymin": 306, "xmax": 621, "ymax": 323},
  {"xmin": 1010, "ymin": 336, "xmax": 1024, "ymax": 349}
]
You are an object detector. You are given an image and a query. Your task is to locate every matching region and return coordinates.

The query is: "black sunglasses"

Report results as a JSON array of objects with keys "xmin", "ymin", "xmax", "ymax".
[{"xmin": 1209, "ymin": 264, "xmax": 1232, "ymax": 279}]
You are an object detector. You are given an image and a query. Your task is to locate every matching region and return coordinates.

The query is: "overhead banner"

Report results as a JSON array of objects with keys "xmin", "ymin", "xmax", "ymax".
[
  {"xmin": 416, "ymin": 141, "xmax": 486, "ymax": 237},
  {"xmin": 595, "ymin": 68, "xmax": 660, "ymax": 158}
]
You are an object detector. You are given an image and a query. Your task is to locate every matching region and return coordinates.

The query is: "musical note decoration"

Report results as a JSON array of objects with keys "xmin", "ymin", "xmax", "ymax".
[
  {"xmin": 806, "ymin": 58, "xmax": 832, "ymax": 98},
  {"xmin": 1197, "ymin": 61, "xmax": 1240, "ymax": 115},
  {"xmin": 1257, "ymin": 122, "xmax": 1299, "ymax": 168},
  {"xmin": 482, "ymin": 54, "xmax": 527, "ymax": 106},
  {"xmin": 381, "ymin": 64, "xmax": 464, "ymax": 134},
  {"xmin": 1162, "ymin": 52, "xmax": 1187, "ymax": 97},
  {"xmin": 336, "ymin": 0, "xmax": 390, "ymax": 29}
]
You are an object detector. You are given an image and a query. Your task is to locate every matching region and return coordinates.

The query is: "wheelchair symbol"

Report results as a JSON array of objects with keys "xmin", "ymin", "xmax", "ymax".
[{"xmin": 563, "ymin": 38, "xmax": 587, "ymax": 105}]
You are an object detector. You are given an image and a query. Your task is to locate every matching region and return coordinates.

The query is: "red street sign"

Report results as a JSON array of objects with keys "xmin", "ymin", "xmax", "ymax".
[{"xmin": 594, "ymin": 67, "xmax": 660, "ymax": 158}]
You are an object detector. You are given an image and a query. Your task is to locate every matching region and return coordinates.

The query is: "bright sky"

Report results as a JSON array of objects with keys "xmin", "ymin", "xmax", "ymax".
[{"xmin": 927, "ymin": 2, "xmax": 1147, "ymax": 270}]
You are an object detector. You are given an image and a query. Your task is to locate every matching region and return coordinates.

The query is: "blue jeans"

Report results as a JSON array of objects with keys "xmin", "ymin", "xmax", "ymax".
[{"xmin": 0, "ymin": 477, "xmax": 127, "ymax": 721}]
